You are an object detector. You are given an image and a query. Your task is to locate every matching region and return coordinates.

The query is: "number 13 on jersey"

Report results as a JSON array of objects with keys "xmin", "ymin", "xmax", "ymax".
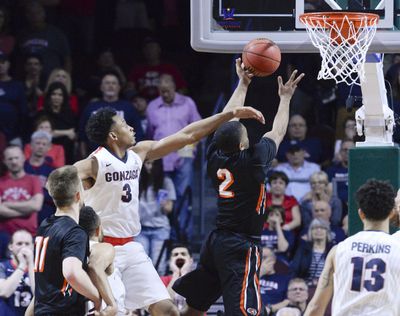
[{"xmin": 217, "ymin": 168, "xmax": 234, "ymax": 198}]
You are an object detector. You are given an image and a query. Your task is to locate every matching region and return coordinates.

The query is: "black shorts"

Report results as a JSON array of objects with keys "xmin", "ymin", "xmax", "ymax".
[{"xmin": 173, "ymin": 229, "xmax": 265, "ymax": 315}]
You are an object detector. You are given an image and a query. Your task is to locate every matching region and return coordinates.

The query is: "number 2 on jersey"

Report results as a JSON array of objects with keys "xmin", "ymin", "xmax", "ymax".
[
  {"xmin": 351, "ymin": 257, "xmax": 386, "ymax": 292},
  {"xmin": 34, "ymin": 236, "xmax": 49, "ymax": 272},
  {"xmin": 217, "ymin": 168, "xmax": 234, "ymax": 198}
]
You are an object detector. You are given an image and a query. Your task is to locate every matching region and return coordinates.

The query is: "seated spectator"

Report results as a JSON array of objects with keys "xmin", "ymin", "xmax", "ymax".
[
  {"xmin": 37, "ymin": 68, "xmax": 79, "ymax": 115},
  {"xmin": 276, "ymin": 114, "xmax": 324, "ymax": 164},
  {"xmin": 136, "ymin": 159, "xmax": 176, "ymax": 275},
  {"xmin": 24, "ymin": 115, "xmax": 65, "ymax": 168},
  {"xmin": 127, "ymin": 37, "xmax": 187, "ymax": 100},
  {"xmin": 23, "ymin": 53, "xmax": 45, "ymax": 118},
  {"xmin": 326, "ymin": 139, "xmax": 355, "ymax": 210},
  {"xmin": 291, "ymin": 218, "xmax": 333, "ymax": 288},
  {"xmin": 267, "ymin": 171, "xmax": 301, "ymax": 231},
  {"xmin": 261, "ymin": 206, "xmax": 295, "ymax": 263},
  {"xmin": 0, "ymin": 6, "xmax": 15, "ymax": 56},
  {"xmin": 24, "ymin": 130, "xmax": 56, "ymax": 225},
  {"xmin": 333, "ymin": 118, "xmax": 356, "ymax": 162},
  {"xmin": 0, "ymin": 146, "xmax": 43, "ymax": 237},
  {"xmin": 275, "ymin": 278, "xmax": 309, "ymax": 315},
  {"xmin": 160, "ymin": 243, "xmax": 194, "ymax": 311},
  {"xmin": 40, "ymin": 81, "xmax": 76, "ymax": 164},
  {"xmin": 260, "ymin": 247, "xmax": 290, "ymax": 313},
  {"xmin": 0, "ymin": 229, "xmax": 34, "ymax": 315},
  {"xmin": 274, "ymin": 145, "xmax": 320, "ymax": 202},
  {"xmin": 300, "ymin": 171, "xmax": 342, "ymax": 227}
]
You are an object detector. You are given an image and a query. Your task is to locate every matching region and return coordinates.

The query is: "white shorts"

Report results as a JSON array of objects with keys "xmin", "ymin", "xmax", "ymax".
[{"xmin": 113, "ymin": 241, "xmax": 171, "ymax": 310}]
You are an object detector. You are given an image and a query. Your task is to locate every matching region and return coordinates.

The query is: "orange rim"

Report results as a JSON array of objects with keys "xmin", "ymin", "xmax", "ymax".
[{"xmin": 300, "ymin": 12, "xmax": 379, "ymax": 30}]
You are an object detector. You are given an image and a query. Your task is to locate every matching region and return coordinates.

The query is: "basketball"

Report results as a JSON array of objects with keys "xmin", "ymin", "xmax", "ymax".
[{"xmin": 242, "ymin": 38, "xmax": 281, "ymax": 77}]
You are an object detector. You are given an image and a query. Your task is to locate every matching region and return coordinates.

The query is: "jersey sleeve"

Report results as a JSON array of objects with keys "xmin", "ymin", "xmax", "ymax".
[
  {"xmin": 61, "ymin": 227, "xmax": 88, "ymax": 263},
  {"xmin": 250, "ymin": 137, "xmax": 277, "ymax": 182}
]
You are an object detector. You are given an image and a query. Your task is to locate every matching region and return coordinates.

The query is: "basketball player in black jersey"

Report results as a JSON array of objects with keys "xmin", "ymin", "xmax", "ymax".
[{"xmin": 173, "ymin": 68, "xmax": 304, "ymax": 316}]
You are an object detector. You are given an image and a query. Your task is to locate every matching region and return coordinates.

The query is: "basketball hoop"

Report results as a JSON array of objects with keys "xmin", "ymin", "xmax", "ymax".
[{"xmin": 300, "ymin": 12, "xmax": 379, "ymax": 86}]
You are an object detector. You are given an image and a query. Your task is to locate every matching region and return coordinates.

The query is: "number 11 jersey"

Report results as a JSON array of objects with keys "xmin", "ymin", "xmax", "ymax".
[
  {"xmin": 332, "ymin": 231, "xmax": 400, "ymax": 316},
  {"xmin": 84, "ymin": 147, "xmax": 143, "ymax": 237}
]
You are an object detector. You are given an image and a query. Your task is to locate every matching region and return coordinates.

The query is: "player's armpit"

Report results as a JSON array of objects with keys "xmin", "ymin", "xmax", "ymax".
[
  {"xmin": 74, "ymin": 157, "xmax": 98, "ymax": 183},
  {"xmin": 304, "ymin": 246, "xmax": 336, "ymax": 316},
  {"xmin": 89, "ymin": 243, "xmax": 115, "ymax": 272}
]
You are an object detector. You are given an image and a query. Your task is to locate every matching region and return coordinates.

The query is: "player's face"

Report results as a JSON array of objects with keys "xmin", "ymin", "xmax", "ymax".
[
  {"xmin": 50, "ymin": 88, "xmax": 63, "ymax": 110},
  {"xmin": 9, "ymin": 231, "xmax": 33, "ymax": 257},
  {"xmin": 101, "ymin": 75, "xmax": 120, "ymax": 98},
  {"xmin": 170, "ymin": 247, "xmax": 191, "ymax": 268},
  {"xmin": 288, "ymin": 116, "xmax": 307, "ymax": 140},
  {"xmin": 3, "ymin": 147, "xmax": 25, "ymax": 174},
  {"xmin": 270, "ymin": 178, "xmax": 287, "ymax": 195},
  {"xmin": 287, "ymin": 282, "xmax": 308, "ymax": 303},
  {"xmin": 31, "ymin": 137, "xmax": 51, "ymax": 157},
  {"xmin": 111, "ymin": 115, "xmax": 136, "ymax": 146}
]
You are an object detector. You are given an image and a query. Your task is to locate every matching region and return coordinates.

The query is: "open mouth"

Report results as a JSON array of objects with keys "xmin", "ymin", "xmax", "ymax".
[{"xmin": 176, "ymin": 258, "xmax": 185, "ymax": 268}]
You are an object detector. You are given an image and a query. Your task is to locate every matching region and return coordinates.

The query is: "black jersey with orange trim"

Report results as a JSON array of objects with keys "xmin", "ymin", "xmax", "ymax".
[
  {"xmin": 34, "ymin": 215, "xmax": 89, "ymax": 316},
  {"xmin": 207, "ymin": 136, "xmax": 276, "ymax": 237}
]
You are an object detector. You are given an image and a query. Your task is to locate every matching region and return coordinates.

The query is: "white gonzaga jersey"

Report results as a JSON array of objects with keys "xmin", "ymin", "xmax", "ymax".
[
  {"xmin": 84, "ymin": 147, "xmax": 143, "ymax": 237},
  {"xmin": 332, "ymin": 231, "xmax": 400, "ymax": 316}
]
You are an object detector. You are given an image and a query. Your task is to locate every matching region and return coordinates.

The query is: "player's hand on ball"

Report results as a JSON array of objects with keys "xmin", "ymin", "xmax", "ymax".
[
  {"xmin": 233, "ymin": 107, "xmax": 265, "ymax": 124},
  {"xmin": 278, "ymin": 70, "xmax": 305, "ymax": 99},
  {"xmin": 235, "ymin": 58, "xmax": 254, "ymax": 86}
]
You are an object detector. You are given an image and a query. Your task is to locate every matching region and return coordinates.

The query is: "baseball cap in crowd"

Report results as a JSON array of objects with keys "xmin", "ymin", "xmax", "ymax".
[{"xmin": 286, "ymin": 144, "xmax": 304, "ymax": 154}]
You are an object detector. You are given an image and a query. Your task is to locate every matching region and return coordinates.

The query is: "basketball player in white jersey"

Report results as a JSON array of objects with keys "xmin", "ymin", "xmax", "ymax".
[
  {"xmin": 74, "ymin": 60, "xmax": 272, "ymax": 315},
  {"xmin": 304, "ymin": 179, "xmax": 400, "ymax": 316}
]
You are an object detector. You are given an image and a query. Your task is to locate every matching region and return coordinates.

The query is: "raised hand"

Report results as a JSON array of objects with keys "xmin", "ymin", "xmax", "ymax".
[
  {"xmin": 235, "ymin": 58, "xmax": 254, "ymax": 86},
  {"xmin": 233, "ymin": 107, "xmax": 265, "ymax": 124},
  {"xmin": 278, "ymin": 70, "xmax": 305, "ymax": 99}
]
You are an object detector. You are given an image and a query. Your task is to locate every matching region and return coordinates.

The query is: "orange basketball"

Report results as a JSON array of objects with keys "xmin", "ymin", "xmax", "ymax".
[{"xmin": 242, "ymin": 38, "xmax": 281, "ymax": 77}]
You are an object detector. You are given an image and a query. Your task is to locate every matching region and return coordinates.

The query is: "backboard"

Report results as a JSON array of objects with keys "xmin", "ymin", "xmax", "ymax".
[{"xmin": 191, "ymin": 0, "xmax": 400, "ymax": 53}]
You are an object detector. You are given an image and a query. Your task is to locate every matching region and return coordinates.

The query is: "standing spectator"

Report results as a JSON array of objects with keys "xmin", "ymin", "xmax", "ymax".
[
  {"xmin": 276, "ymin": 114, "xmax": 324, "ymax": 164},
  {"xmin": 275, "ymin": 145, "xmax": 321, "ymax": 202},
  {"xmin": 24, "ymin": 131, "xmax": 56, "ymax": 225},
  {"xmin": 0, "ymin": 146, "xmax": 43, "ymax": 237},
  {"xmin": 24, "ymin": 115, "xmax": 66, "ymax": 168},
  {"xmin": 267, "ymin": 171, "xmax": 301, "ymax": 231},
  {"xmin": 79, "ymin": 71, "xmax": 144, "ymax": 157},
  {"xmin": 147, "ymin": 74, "xmax": 201, "ymax": 241},
  {"xmin": 0, "ymin": 6, "xmax": 15, "ymax": 56},
  {"xmin": 0, "ymin": 53, "xmax": 28, "ymax": 145},
  {"xmin": 17, "ymin": 1, "xmax": 71, "ymax": 77},
  {"xmin": 127, "ymin": 37, "xmax": 187, "ymax": 100},
  {"xmin": 300, "ymin": 171, "xmax": 342, "ymax": 227},
  {"xmin": 41, "ymin": 82, "xmax": 76, "ymax": 164},
  {"xmin": 23, "ymin": 53, "xmax": 45, "ymax": 119},
  {"xmin": 0, "ymin": 230, "xmax": 34, "ymax": 316},
  {"xmin": 136, "ymin": 159, "xmax": 176, "ymax": 275}
]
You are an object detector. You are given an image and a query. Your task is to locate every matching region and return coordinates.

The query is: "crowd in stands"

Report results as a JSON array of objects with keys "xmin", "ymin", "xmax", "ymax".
[{"xmin": 1, "ymin": 1, "xmax": 400, "ymax": 315}]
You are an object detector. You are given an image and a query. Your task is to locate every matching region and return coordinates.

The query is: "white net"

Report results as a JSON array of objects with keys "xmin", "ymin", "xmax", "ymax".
[{"xmin": 300, "ymin": 13, "xmax": 378, "ymax": 86}]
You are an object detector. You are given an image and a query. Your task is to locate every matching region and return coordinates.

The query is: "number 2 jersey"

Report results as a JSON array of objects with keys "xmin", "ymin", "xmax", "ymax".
[
  {"xmin": 83, "ymin": 146, "xmax": 143, "ymax": 237},
  {"xmin": 207, "ymin": 137, "xmax": 276, "ymax": 237},
  {"xmin": 332, "ymin": 231, "xmax": 400, "ymax": 316}
]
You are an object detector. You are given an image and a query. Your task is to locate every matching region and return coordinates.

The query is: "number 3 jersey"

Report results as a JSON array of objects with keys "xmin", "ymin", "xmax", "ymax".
[
  {"xmin": 84, "ymin": 147, "xmax": 143, "ymax": 237},
  {"xmin": 207, "ymin": 137, "xmax": 276, "ymax": 237},
  {"xmin": 332, "ymin": 231, "xmax": 400, "ymax": 316}
]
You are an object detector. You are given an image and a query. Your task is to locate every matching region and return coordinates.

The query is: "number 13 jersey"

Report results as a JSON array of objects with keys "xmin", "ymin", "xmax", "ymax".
[
  {"xmin": 332, "ymin": 231, "xmax": 400, "ymax": 316},
  {"xmin": 84, "ymin": 147, "xmax": 143, "ymax": 237}
]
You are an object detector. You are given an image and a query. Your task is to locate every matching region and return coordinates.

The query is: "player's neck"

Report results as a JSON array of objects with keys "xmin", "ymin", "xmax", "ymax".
[
  {"xmin": 55, "ymin": 205, "xmax": 79, "ymax": 223},
  {"xmin": 107, "ymin": 143, "xmax": 127, "ymax": 159},
  {"xmin": 363, "ymin": 219, "xmax": 389, "ymax": 233}
]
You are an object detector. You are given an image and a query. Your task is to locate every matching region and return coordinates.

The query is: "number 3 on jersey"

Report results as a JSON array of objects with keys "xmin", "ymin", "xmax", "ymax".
[{"xmin": 217, "ymin": 168, "xmax": 234, "ymax": 198}]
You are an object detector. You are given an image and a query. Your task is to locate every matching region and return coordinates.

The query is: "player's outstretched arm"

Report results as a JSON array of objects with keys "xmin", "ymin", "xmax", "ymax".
[
  {"xmin": 135, "ymin": 107, "xmax": 265, "ymax": 161},
  {"xmin": 263, "ymin": 70, "xmax": 304, "ymax": 148},
  {"xmin": 304, "ymin": 246, "xmax": 336, "ymax": 316}
]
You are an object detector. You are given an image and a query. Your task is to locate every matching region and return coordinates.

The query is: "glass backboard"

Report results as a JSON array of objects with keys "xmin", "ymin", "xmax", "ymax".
[{"xmin": 191, "ymin": 0, "xmax": 400, "ymax": 53}]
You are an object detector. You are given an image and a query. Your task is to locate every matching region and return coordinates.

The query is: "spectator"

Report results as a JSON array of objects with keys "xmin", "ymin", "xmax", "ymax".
[
  {"xmin": 386, "ymin": 63, "xmax": 400, "ymax": 142},
  {"xmin": 131, "ymin": 94, "xmax": 149, "ymax": 133},
  {"xmin": 127, "ymin": 37, "xmax": 187, "ymax": 100},
  {"xmin": 147, "ymin": 74, "xmax": 201, "ymax": 241},
  {"xmin": 17, "ymin": 1, "xmax": 71, "ymax": 77},
  {"xmin": 276, "ymin": 278, "xmax": 309, "ymax": 315},
  {"xmin": 23, "ymin": 53, "xmax": 45, "ymax": 118},
  {"xmin": 275, "ymin": 145, "xmax": 320, "ymax": 202},
  {"xmin": 79, "ymin": 71, "xmax": 144, "ymax": 157},
  {"xmin": 267, "ymin": 171, "xmax": 301, "ymax": 231},
  {"xmin": 0, "ymin": 52, "xmax": 28, "ymax": 145},
  {"xmin": 160, "ymin": 243, "xmax": 193, "ymax": 311},
  {"xmin": 0, "ymin": 229, "xmax": 34, "ymax": 315},
  {"xmin": 333, "ymin": 118, "xmax": 356, "ymax": 162},
  {"xmin": 261, "ymin": 206, "xmax": 295, "ymax": 263},
  {"xmin": 0, "ymin": 6, "xmax": 15, "ymax": 55},
  {"xmin": 24, "ymin": 130, "xmax": 56, "ymax": 225},
  {"xmin": 326, "ymin": 139, "xmax": 354, "ymax": 209},
  {"xmin": 276, "ymin": 114, "xmax": 324, "ymax": 164},
  {"xmin": 291, "ymin": 218, "xmax": 333, "ymax": 288},
  {"xmin": 0, "ymin": 146, "xmax": 43, "ymax": 237},
  {"xmin": 40, "ymin": 81, "xmax": 76, "ymax": 164},
  {"xmin": 24, "ymin": 115, "xmax": 66, "ymax": 168},
  {"xmin": 300, "ymin": 171, "xmax": 342, "ymax": 227},
  {"xmin": 259, "ymin": 247, "xmax": 291, "ymax": 313},
  {"xmin": 37, "ymin": 68, "xmax": 79, "ymax": 116},
  {"xmin": 136, "ymin": 159, "xmax": 176, "ymax": 275}
]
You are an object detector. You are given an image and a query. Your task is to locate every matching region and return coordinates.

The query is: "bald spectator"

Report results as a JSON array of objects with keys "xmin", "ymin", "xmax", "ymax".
[
  {"xmin": 276, "ymin": 114, "xmax": 324, "ymax": 163},
  {"xmin": 0, "ymin": 146, "xmax": 43, "ymax": 238},
  {"xmin": 147, "ymin": 74, "xmax": 201, "ymax": 241}
]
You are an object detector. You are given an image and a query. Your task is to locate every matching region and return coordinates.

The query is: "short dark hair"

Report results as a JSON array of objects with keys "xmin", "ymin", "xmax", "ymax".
[
  {"xmin": 100, "ymin": 70, "xmax": 121, "ymax": 85},
  {"xmin": 214, "ymin": 121, "xmax": 244, "ymax": 154},
  {"xmin": 267, "ymin": 205, "xmax": 286, "ymax": 222},
  {"xmin": 356, "ymin": 179, "xmax": 395, "ymax": 221},
  {"xmin": 170, "ymin": 242, "xmax": 192, "ymax": 257},
  {"xmin": 268, "ymin": 171, "xmax": 289, "ymax": 185},
  {"xmin": 86, "ymin": 107, "xmax": 117, "ymax": 145},
  {"xmin": 79, "ymin": 206, "xmax": 100, "ymax": 237},
  {"xmin": 47, "ymin": 166, "xmax": 80, "ymax": 208}
]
